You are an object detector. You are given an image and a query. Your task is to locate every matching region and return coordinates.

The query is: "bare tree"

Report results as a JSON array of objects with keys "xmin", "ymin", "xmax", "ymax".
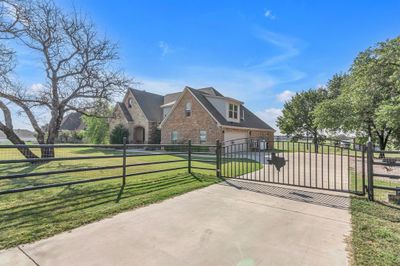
[
  {"xmin": 1, "ymin": 42, "xmax": 41, "ymax": 157},
  {"xmin": 0, "ymin": 0, "xmax": 130, "ymax": 158}
]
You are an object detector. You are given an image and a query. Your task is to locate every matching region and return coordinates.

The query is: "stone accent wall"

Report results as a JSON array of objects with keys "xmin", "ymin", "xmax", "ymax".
[
  {"xmin": 123, "ymin": 91, "xmax": 150, "ymax": 143},
  {"xmin": 109, "ymin": 90, "xmax": 160, "ymax": 144},
  {"xmin": 109, "ymin": 106, "xmax": 133, "ymax": 142},
  {"xmin": 161, "ymin": 90, "xmax": 223, "ymax": 145}
]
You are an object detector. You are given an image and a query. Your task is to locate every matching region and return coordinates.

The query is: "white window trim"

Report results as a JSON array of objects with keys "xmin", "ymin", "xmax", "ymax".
[
  {"xmin": 199, "ymin": 130, "xmax": 207, "ymax": 144},
  {"xmin": 171, "ymin": 131, "xmax": 178, "ymax": 143},
  {"xmin": 185, "ymin": 102, "xmax": 192, "ymax": 117},
  {"xmin": 226, "ymin": 102, "xmax": 240, "ymax": 122}
]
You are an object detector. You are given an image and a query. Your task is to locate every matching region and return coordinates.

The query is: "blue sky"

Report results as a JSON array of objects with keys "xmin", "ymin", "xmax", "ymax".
[{"xmin": 9, "ymin": 0, "xmax": 400, "ymax": 130}]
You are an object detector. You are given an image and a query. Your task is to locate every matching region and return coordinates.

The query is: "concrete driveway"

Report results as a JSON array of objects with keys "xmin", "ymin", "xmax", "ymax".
[{"xmin": 0, "ymin": 180, "xmax": 351, "ymax": 266}]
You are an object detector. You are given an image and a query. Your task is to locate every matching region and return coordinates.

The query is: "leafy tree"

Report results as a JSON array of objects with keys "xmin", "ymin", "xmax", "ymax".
[
  {"xmin": 81, "ymin": 101, "xmax": 111, "ymax": 144},
  {"xmin": 110, "ymin": 124, "xmax": 129, "ymax": 144},
  {"xmin": 277, "ymin": 88, "xmax": 327, "ymax": 150},
  {"xmin": 83, "ymin": 116, "xmax": 110, "ymax": 144},
  {"xmin": 314, "ymin": 37, "xmax": 400, "ymax": 151}
]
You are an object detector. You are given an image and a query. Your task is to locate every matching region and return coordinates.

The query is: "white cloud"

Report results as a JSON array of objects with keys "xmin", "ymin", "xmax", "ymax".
[
  {"xmin": 135, "ymin": 65, "xmax": 278, "ymax": 102},
  {"xmin": 277, "ymin": 90, "xmax": 295, "ymax": 102},
  {"xmin": 252, "ymin": 27, "xmax": 301, "ymax": 67},
  {"xmin": 264, "ymin": 10, "xmax": 275, "ymax": 20},
  {"xmin": 30, "ymin": 83, "xmax": 45, "ymax": 93},
  {"xmin": 135, "ymin": 77, "xmax": 186, "ymax": 95},
  {"xmin": 255, "ymin": 108, "xmax": 282, "ymax": 133},
  {"xmin": 158, "ymin": 41, "xmax": 173, "ymax": 57}
]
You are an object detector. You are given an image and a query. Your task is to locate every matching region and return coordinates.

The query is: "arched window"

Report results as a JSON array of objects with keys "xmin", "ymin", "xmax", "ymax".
[
  {"xmin": 185, "ymin": 102, "xmax": 192, "ymax": 117},
  {"xmin": 128, "ymin": 98, "xmax": 133, "ymax": 108}
]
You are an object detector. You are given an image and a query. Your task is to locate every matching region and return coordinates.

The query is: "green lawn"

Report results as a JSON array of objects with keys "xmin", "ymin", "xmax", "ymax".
[
  {"xmin": 0, "ymin": 147, "xmax": 260, "ymax": 249},
  {"xmin": 350, "ymin": 197, "xmax": 400, "ymax": 266},
  {"xmin": 349, "ymin": 169, "xmax": 400, "ymax": 265}
]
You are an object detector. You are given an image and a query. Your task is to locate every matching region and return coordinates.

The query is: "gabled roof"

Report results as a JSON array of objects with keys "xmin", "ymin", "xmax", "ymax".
[
  {"xmin": 163, "ymin": 91, "xmax": 182, "ymax": 104},
  {"xmin": 197, "ymin": 87, "xmax": 224, "ymax": 96},
  {"xmin": 117, "ymin": 102, "xmax": 133, "ymax": 122},
  {"xmin": 187, "ymin": 87, "xmax": 274, "ymax": 131},
  {"xmin": 60, "ymin": 112, "xmax": 85, "ymax": 131},
  {"xmin": 129, "ymin": 88, "xmax": 163, "ymax": 122}
]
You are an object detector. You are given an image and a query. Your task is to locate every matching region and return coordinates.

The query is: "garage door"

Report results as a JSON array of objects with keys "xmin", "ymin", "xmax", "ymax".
[{"xmin": 224, "ymin": 129, "xmax": 248, "ymax": 151}]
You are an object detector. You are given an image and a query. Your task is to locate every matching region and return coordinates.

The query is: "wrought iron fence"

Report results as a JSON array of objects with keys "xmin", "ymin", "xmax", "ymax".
[{"xmin": 221, "ymin": 138, "xmax": 366, "ymax": 194}]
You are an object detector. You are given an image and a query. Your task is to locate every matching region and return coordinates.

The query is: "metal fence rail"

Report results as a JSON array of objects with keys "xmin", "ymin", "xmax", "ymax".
[
  {"xmin": 2, "ymin": 136, "xmax": 398, "ymax": 203},
  {"xmin": 0, "ymin": 138, "xmax": 220, "ymax": 195}
]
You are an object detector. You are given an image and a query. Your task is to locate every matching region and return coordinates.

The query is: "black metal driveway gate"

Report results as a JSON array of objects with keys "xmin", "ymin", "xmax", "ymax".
[{"xmin": 221, "ymin": 138, "xmax": 366, "ymax": 195}]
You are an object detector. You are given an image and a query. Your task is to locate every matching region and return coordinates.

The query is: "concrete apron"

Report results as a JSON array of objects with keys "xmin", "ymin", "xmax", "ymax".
[{"xmin": 0, "ymin": 180, "xmax": 351, "ymax": 266}]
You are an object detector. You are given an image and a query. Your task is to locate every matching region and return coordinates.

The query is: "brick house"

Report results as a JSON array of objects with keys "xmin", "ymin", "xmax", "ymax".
[
  {"xmin": 110, "ymin": 88, "xmax": 163, "ymax": 144},
  {"xmin": 110, "ymin": 87, "xmax": 275, "ymax": 145}
]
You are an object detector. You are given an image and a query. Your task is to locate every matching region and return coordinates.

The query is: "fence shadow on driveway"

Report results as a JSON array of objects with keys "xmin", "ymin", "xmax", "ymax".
[{"xmin": 220, "ymin": 179, "xmax": 350, "ymax": 210}]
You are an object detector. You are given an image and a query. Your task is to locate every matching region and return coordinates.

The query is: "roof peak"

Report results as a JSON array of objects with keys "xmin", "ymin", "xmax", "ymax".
[{"xmin": 129, "ymin": 88, "xmax": 163, "ymax": 97}]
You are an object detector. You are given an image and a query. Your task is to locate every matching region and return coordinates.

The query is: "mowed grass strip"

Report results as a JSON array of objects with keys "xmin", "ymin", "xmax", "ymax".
[
  {"xmin": 350, "ymin": 197, "xmax": 400, "ymax": 266},
  {"xmin": 0, "ymin": 147, "xmax": 260, "ymax": 249}
]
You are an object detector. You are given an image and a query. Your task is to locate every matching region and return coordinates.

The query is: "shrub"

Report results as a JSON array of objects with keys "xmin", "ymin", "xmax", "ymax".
[{"xmin": 110, "ymin": 124, "xmax": 129, "ymax": 144}]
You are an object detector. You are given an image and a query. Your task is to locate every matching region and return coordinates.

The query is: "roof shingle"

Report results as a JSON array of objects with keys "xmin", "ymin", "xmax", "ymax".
[
  {"xmin": 129, "ymin": 88, "xmax": 164, "ymax": 122},
  {"xmin": 187, "ymin": 87, "xmax": 274, "ymax": 131}
]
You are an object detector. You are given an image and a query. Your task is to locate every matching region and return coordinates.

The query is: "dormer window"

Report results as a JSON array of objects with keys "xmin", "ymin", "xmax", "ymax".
[
  {"xmin": 229, "ymin": 103, "xmax": 238, "ymax": 119},
  {"xmin": 240, "ymin": 108, "xmax": 244, "ymax": 120},
  {"xmin": 185, "ymin": 102, "xmax": 191, "ymax": 117},
  {"xmin": 128, "ymin": 98, "xmax": 133, "ymax": 108}
]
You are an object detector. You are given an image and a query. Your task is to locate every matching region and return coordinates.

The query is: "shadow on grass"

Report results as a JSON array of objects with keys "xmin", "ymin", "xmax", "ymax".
[{"xmin": 0, "ymin": 172, "xmax": 219, "ymax": 249}]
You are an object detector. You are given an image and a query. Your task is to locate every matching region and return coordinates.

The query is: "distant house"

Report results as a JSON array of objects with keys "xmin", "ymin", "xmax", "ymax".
[
  {"xmin": 60, "ymin": 112, "xmax": 85, "ymax": 131},
  {"xmin": 110, "ymin": 86, "xmax": 275, "ymax": 145}
]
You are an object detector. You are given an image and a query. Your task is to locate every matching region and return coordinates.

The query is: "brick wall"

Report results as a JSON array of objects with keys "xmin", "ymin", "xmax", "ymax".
[
  {"xmin": 250, "ymin": 130, "xmax": 275, "ymax": 149},
  {"xmin": 161, "ymin": 90, "xmax": 223, "ymax": 145}
]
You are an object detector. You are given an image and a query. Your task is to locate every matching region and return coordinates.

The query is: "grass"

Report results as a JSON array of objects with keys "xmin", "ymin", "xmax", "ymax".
[
  {"xmin": 350, "ymin": 196, "xmax": 400, "ymax": 265},
  {"xmin": 0, "ymin": 147, "xmax": 260, "ymax": 249},
  {"xmin": 350, "ymin": 170, "xmax": 400, "ymax": 265}
]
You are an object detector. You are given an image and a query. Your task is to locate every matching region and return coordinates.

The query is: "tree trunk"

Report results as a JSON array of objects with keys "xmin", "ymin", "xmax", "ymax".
[
  {"xmin": 313, "ymin": 136, "xmax": 319, "ymax": 153},
  {"xmin": 377, "ymin": 130, "xmax": 391, "ymax": 158},
  {"xmin": 42, "ymin": 110, "xmax": 64, "ymax": 158},
  {"xmin": 377, "ymin": 135, "xmax": 388, "ymax": 159},
  {"xmin": 0, "ymin": 126, "xmax": 38, "ymax": 159}
]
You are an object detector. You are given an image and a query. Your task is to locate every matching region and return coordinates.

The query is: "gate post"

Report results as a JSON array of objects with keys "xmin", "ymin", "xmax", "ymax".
[
  {"xmin": 367, "ymin": 140, "xmax": 374, "ymax": 201},
  {"xmin": 361, "ymin": 145, "xmax": 366, "ymax": 195},
  {"xmin": 216, "ymin": 140, "xmax": 221, "ymax": 178},
  {"xmin": 122, "ymin": 137, "xmax": 127, "ymax": 187},
  {"xmin": 188, "ymin": 140, "xmax": 192, "ymax": 174}
]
